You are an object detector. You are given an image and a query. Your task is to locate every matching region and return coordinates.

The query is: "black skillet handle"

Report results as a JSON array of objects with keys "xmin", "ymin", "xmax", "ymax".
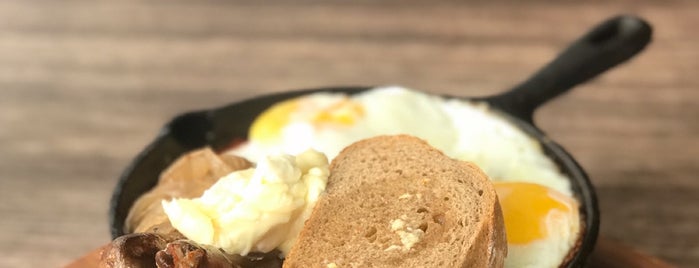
[{"xmin": 486, "ymin": 15, "xmax": 652, "ymax": 124}]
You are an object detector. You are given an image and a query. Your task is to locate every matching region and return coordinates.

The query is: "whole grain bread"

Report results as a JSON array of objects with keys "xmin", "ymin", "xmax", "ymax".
[{"xmin": 283, "ymin": 135, "xmax": 507, "ymax": 268}]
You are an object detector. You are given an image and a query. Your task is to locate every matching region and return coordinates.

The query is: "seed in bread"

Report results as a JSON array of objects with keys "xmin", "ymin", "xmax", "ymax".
[{"xmin": 283, "ymin": 135, "xmax": 507, "ymax": 268}]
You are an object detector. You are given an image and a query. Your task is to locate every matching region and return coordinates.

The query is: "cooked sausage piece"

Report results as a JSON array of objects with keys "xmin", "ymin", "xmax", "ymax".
[
  {"xmin": 155, "ymin": 240, "xmax": 283, "ymax": 268},
  {"xmin": 98, "ymin": 233, "xmax": 168, "ymax": 268}
]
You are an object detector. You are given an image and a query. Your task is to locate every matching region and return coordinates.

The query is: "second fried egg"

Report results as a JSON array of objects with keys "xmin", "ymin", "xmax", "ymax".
[{"xmin": 494, "ymin": 182, "xmax": 581, "ymax": 268}]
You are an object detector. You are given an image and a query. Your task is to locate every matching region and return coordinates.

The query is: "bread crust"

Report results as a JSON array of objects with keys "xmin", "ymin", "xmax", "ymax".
[{"xmin": 284, "ymin": 135, "xmax": 507, "ymax": 268}]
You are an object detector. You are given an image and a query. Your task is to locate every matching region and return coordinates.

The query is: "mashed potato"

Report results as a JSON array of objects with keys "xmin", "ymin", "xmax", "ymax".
[{"xmin": 162, "ymin": 149, "xmax": 329, "ymax": 256}]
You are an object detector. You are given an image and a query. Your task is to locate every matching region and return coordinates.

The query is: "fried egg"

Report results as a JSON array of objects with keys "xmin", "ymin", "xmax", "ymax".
[
  {"xmin": 233, "ymin": 86, "xmax": 572, "ymax": 196},
  {"xmin": 494, "ymin": 182, "xmax": 580, "ymax": 267},
  {"xmin": 240, "ymin": 89, "xmax": 458, "ymax": 164},
  {"xmin": 228, "ymin": 86, "xmax": 581, "ymax": 267}
]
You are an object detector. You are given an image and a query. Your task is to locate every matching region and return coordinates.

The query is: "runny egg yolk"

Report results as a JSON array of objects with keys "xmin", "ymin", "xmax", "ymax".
[
  {"xmin": 249, "ymin": 96, "xmax": 364, "ymax": 143},
  {"xmin": 493, "ymin": 182, "xmax": 578, "ymax": 245},
  {"xmin": 249, "ymin": 99, "xmax": 299, "ymax": 143},
  {"xmin": 311, "ymin": 99, "xmax": 364, "ymax": 126}
]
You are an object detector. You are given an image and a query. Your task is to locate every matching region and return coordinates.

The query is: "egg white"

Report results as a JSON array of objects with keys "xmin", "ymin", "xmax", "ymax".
[{"xmin": 231, "ymin": 86, "xmax": 572, "ymax": 196}]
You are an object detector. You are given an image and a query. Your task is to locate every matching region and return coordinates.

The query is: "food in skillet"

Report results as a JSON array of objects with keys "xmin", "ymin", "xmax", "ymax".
[
  {"xmin": 232, "ymin": 86, "xmax": 572, "ymax": 196},
  {"xmin": 229, "ymin": 86, "xmax": 581, "ymax": 267},
  {"xmin": 105, "ymin": 136, "xmax": 510, "ymax": 268},
  {"xmin": 100, "ymin": 148, "xmax": 284, "ymax": 267},
  {"xmin": 124, "ymin": 148, "xmax": 253, "ymax": 234},
  {"xmin": 283, "ymin": 135, "xmax": 508, "ymax": 267},
  {"xmin": 162, "ymin": 148, "xmax": 330, "ymax": 256},
  {"xmin": 105, "ymin": 86, "xmax": 580, "ymax": 268}
]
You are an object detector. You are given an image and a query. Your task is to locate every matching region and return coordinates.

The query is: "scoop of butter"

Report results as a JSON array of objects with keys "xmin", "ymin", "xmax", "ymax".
[{"xmin": 162, "ymin": 149, "xmax": 329, "ymax": 256}]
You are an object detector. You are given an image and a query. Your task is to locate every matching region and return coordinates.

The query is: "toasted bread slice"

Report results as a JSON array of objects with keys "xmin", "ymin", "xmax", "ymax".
[{"xmin": 283, "ymin": 135, "xmax": 507, "ymax": 268}]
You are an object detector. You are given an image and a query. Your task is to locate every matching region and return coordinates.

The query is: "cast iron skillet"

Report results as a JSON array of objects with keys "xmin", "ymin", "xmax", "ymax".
[{"xmin": 110, "ymin": 15, "xmax": 652, "ymax": 267}]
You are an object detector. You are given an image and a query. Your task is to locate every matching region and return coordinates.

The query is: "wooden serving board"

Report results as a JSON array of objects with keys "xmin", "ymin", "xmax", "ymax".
[
  {"xmin": 587, "ymin": 237, "xmax": 676, "ymax": 268},
  {"xmin": 65, "ymin": 236, "xmax": 674, "ymax": 268}
]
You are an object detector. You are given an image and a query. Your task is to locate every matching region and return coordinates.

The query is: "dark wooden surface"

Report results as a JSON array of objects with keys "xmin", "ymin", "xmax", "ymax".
[{"xmin": 1, "ymin": 1, "xmax": 697, "ymax": 267}]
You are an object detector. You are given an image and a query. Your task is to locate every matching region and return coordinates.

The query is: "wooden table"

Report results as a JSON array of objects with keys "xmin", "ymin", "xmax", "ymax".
[{"xmin": 1, "ymin": 1, "xmax": 696, "ymax": 267}]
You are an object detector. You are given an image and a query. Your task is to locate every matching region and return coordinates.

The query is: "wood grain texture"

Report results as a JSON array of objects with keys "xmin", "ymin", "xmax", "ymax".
[{"xmin": 0, "ymin": 0, "xmax": 696, "ymax": 267}]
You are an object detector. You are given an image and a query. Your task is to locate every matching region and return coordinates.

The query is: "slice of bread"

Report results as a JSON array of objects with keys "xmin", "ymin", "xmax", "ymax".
[{"xmin": 283, "ymin": 135, "xmax": 507, "ymax": 268}]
